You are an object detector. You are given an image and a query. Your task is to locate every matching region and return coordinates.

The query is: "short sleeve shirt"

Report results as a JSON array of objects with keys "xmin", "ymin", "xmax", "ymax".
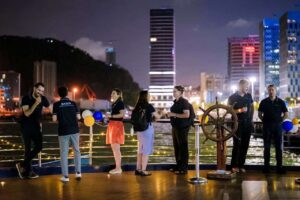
[
  {"xmin": 170, "ymin": 97, "xmax": 190, "ymax": 128},
  {"xmin": 228, "ymin": 92, "xmax": 253, "ymax": 121},
  {"xmin": 110, "ymin": 99, "xmax": 125, "ymax": 121},
  {"xmin": 258, "ymin": 97, "xmax": 288, "ymax": 124},
  {"xmin": 145, "ymin": 104, "xmax": 155, "ymax": 123},
  {"xmin": 21, "ymin": 94, "xmax": 50, "ymax": 123},
  {"xmin": 53, "ymin": 98, "xmax": 80, "ymax": 136}
]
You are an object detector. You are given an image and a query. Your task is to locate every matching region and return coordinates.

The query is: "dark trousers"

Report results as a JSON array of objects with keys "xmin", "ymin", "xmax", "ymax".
[
  {"xmin": 172, "ymin": 126, "xmax": 190, "ymax": 171},
  {"xmin": 263, "ymin": 123, "xmax": 283, "ymax": 168},
  {"xmin": 231, "ymin": 120, "xmax": 252, "ymax": 168},
  {"xmin": 21, "ymin": 123, "xmax": 43, "ymax": 175}
]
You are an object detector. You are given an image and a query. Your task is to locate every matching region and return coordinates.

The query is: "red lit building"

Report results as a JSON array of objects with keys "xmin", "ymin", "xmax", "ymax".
[{"xmin": 228, "ymin": 35, "xmax": 260, "ymax": 100}]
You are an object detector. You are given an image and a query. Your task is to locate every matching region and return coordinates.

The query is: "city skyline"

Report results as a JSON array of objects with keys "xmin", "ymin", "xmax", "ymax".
[{"xmin": 0, "ymin": 0, "xmax": 298, "ymax": 88}]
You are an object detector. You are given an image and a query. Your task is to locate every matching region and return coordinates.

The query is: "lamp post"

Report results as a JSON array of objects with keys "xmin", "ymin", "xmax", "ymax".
[{"xmin": 249, "ymin": 77, "xmax": 256, "ymax": 98}]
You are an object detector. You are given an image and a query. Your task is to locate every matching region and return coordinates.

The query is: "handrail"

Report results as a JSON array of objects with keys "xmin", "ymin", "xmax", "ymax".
[{"xmin": 0, "ymin": 120, "xmax": 300, "ymax": 168}]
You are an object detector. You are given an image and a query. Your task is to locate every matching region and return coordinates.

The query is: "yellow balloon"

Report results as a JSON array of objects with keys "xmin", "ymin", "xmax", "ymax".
[
  {"xmin": 84, "ymin": 116, "xmax": 95, "ymax": 127},
  {"xmin": 292, "ymin": 118, "xmax": 299, "ymax": 125}
]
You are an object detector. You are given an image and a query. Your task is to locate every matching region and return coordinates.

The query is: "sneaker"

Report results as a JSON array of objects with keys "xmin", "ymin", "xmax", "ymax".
[
  {"xmin": 239, "ymin": 168, "xmax": 246, "ymax": 173},
  {"xmin": 28, "ymin": 171, "xmax": 39, "ymax": 179},
  {"xmin": 16, "ymin": 162, "xmax": 24, "ymax": 179},
  {"xmin": 231, "ymin": 167, "xmax": 239, "ymax": 173},
  {"xmin": 75, "ymin": 172, "xmax": 82, "ymax": 180},
  {"xmin": 109, "ymin": 168, "xmax": 122, "ymax": 174},
  {"xmin": 140, "ymin": 171, "xmax": 152, "ymax": 176},
  {"xmin": 60, "ymin": 176, "xmax": 69, "ymax": 182}
]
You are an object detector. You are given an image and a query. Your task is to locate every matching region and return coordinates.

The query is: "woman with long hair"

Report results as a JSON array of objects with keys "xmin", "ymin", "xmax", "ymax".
[
  {"xmin": 133, "ymin": 90, "xmax": 157, "ymax": 176},
  {"xmin": 105, "ymin": 88, "xmax": 125, "ymax": 174}
]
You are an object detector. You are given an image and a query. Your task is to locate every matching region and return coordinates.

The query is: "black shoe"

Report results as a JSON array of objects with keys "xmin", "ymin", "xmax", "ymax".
[
  {"xmin": 174, "ymin": 170, "xmax": 187, "ymax": 175},
  {"xmin": 135, "ymin": 170, "xmax": 142, "ymax": 176},
  {"xmin": 262, "ymin": 167, "xmax": 270, "ymax": 174},
  {"xmin": 140, "ymin": 171, "xmax": 152, "ymax": 176},
  {"xmin": 169, "ymin": 167, "xmax": 178, "ymax": 172},
  {"xmin": 28, "ymin": 171, "xmax": 39, "ymax": 179},
  {"xmin": 16, "ymin": 162, "xmax": 25, "ymax": 179},
  {"xmin": 276, "ymin": 167, "xmax": 286, "ymax": 174}
]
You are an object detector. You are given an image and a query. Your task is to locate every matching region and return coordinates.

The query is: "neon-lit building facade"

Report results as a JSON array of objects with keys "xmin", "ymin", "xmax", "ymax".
[
  {"xmin": 149, "ymin": 9, "xmax": 175, "ymax": 108},
  {"xmin": 279, "ymin": 11, "xmax": 300, "ymax": 98},
  {"xmin": 228, "ymin": 35, "xmax": 260, "ymax": 100},
  {"xmin": 0, "ymin": 71, "xmax": 21, "ymax": 110},
  {"xmin": 259, "ymin": 18, "xmax": 280, "ymax": 99}
]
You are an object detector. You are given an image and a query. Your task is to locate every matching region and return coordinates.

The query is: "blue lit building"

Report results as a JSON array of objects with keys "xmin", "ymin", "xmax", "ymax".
[
  {"xmin": 279, "ymin": 11, "xmax": 300, "ymax": 98},
  {"xmin": 259, "ymin": 18, "xmax": 280, "ymax": 99}
]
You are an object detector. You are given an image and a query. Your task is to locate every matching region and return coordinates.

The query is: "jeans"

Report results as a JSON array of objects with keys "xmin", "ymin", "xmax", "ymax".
[
  {"xmin": 58, "ymin": 133, "xmax": 81, "ymax": 177},
  {"xmin": 263, "ymin": 123, "xmax": 283, "ymax": 168},
  {"xmin": 172, "ymin": 126, "xmax": 190, "ymax": 171}
]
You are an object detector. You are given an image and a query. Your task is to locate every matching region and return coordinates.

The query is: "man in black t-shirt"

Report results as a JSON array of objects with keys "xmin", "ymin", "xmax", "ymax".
[
  {"xmin": 52, "ymin": 86, "xmax": 81, "ymax": 182},
  {"xmin": 228, "ymin": 79, "xmax": 254, "ymax": 173},
  {"xmin": 16, "ymin": 82, "xmax": 50, "ymax": 179},
  {"xmin": 258, "ymin": 84, "xmax": 288, "ymax": 174}
]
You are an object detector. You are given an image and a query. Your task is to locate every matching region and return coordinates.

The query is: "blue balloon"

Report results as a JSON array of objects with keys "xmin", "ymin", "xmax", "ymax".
[
  {"xmin": 93, "ymin": 111, "xmax": 103, "ymax": 121},
  {"xmin": 282, "ymin": 120, "xmax": 293, "ymax": 132}
]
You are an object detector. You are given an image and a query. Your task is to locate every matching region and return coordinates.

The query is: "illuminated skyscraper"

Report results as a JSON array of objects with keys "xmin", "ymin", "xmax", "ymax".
[
  {"xmin": 149, "ymin": 8, "xmax": 175, "ymax": 108},
  {"xmin": 259, "ymin": 19, "xmax": 280, "ymax": 98},
  {"xmin": 228, "ymin": 35, "xmax": 260, "ymax": 100},
  {"xmin": 279, "ymin": 11, "xmax": 300, "ymax": 98}
]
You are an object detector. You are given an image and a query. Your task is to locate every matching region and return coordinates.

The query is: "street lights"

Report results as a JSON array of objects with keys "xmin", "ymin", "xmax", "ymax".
[
  {"xmin": 73, "ymin": 88, "xmax": 78, "ymax": 101},
  {"xmin": 249, "ymin": 77, "xmax": 256, "ymax": 98},
  {"xmin": 231, "ymin": 85, "xmax": 237, "ymax": 93},
  {"xmin": 217, "ymin": 91, "xmax": 223, "ymax": 101}
]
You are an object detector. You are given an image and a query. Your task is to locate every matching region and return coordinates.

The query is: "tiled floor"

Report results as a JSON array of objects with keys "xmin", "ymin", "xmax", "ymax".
[{"xmin": 1, "ymin": 170, "xmax": 300, "ymax": 200}]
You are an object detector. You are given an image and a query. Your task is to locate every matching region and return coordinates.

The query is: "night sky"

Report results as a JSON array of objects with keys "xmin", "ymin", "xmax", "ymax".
[{"xmin": 0, "ymin": 0, "xmax": 298, "ymax": 88}]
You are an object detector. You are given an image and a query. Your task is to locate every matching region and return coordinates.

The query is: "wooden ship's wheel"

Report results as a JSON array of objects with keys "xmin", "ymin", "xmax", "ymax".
[
  {"xmin": 201, "ymin": 104, "xmax": 238, "ymax": 142},
  {"xmin": 200, "ymin": 100, "xmax": 239, "ymax": 179}
]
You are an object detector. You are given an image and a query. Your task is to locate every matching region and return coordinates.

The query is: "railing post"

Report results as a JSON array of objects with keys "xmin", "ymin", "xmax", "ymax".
[
  {"xmin": 38, "ymin": 123, "xmax": 42, "ymax": 167},
  {"xmin": 89, "ymin": 125, "xmax": 93, "ymax": 165},
  {"xmin": 38, "ymin": 152, "xmax": 42, "ymax": 167},
  {"xmin": 188, "ymin": 124, "xmax": 207, "ymax": 184}
]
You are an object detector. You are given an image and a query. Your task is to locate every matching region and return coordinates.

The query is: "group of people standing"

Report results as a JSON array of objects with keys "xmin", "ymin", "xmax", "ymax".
[
  {"xmin": 229, "ymin": 79, "xmax": 288, "ymax": 174},
  {"xmin": 15, "ymin": 79, "xmax": 289, "ymax": 182},
  {"xmin": 15, "ymin": 83, "xmax": 193, "ymax": 182}
]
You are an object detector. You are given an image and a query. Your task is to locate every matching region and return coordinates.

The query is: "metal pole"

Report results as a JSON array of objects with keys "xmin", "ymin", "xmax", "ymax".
[
  {"xmin": 251, "ymin": 82, "xmax": 254, "ymax": 98},
  {"xmin": 89, "ymin": 125, "xmax": 93, "ymax": 165},
  {"xmin": 195, "ymin": 125, "xmax": 200, "ymax": 178},
  {"xmin": 38, "ymin": 123, "xmax": 42, "ymax": 167},
  {"xmin": 38, "ymin": 153, "xmax": 42, "ymax": 167},
  {"xmin": 188, "ymin": 124, "xmax": 207, "ymax": 184}
]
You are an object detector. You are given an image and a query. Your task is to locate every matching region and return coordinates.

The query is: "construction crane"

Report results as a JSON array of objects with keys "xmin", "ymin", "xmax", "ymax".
[{"xmin": 80, "ymin": 84, "xmax": 96, "ymax": 100}]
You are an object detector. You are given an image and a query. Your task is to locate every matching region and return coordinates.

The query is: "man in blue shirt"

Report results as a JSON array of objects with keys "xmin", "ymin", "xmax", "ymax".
[
  {"xmin": 52, "ymin": 86, "xmax": 81, "ymax": 182},
  {"xmin": 228, "ymin": 79, "xmax": 254, "ymax": 173}
]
